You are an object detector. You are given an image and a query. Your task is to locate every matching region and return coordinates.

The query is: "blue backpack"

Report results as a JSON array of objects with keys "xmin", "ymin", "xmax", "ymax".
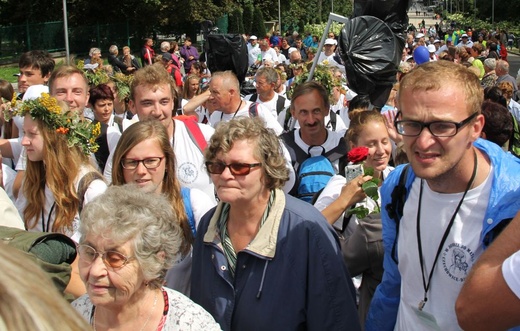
[
  {"xmin": 281, "ymin": 131, "xmax": 348, "ymax": 203},
  {"xmin": 297, "ymin": 153, "xmax": 336, "ymax": 202}
]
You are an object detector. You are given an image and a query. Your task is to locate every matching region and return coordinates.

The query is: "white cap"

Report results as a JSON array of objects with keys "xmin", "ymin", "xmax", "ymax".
[
  {"xmin": 324, "ymin": 38, "xmax": 337, "ymax": 45},
  {"xmin": 288, "ymin": 47, "xmax": 298, "ymax": 54},
  {"xmin": 415, "ymin": 33, "xmax": 425, "ymax": 39},
  {"xmin": 22, "ymin": 85, "xmax": 49, "ymax": 101},
  {"xmin": 461, "ymin": 33, "xmax": 469, "ymax": 38},
  {"xmin": 427, "ymin": 44, "xmax": 436, "ymax": 53},
  {"xmin": 433, "ymin": 39, "xmax": 441, "ymax": 44},
  {"xmin": 249, "ymin": 35, "xmax": 257, "ymax": 40}
]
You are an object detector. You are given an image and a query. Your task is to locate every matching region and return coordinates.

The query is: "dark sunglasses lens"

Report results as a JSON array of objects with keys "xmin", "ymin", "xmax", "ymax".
[
  {"xmin": 229, "ymin": 164, "xmax": 250, "ymax": 175},
  {"xmin": 207, "ymin": 162, "xmax": 225, "ymax": 174}
]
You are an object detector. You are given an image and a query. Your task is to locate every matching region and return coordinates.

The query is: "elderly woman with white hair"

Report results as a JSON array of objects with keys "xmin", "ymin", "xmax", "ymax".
[
  {"xmin": 85, "ymin": 47, "xmax": 103, "ymax": 69},
  {"xmin": 72, "ymin": 185, "xmax": 221, "ymax": 330}
]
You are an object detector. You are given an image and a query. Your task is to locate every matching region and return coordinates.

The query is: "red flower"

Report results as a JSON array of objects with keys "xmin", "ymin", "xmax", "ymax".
[{"xmin": 347, "ymin": 146, "xmax": 369, "ymax": 164}]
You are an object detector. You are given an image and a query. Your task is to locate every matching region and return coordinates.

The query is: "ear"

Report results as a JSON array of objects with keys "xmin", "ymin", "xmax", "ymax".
[
  {"xmin": 470, "ymin": 113, "xmax": 485, "ymax": 142},
  {"xmin": 43, "ymin": 72, "xmax": 52, "ymax": 84},
  {"xmin": 84, "ymin": 91, "xmax": 90, "ymax": 108},
  {"xmin": 128, "ymin": 99, "xmax": 136, "ymax": 114}
]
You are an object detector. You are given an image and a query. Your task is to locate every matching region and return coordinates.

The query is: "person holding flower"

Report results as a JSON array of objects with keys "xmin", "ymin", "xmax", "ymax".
[
  {"xmin": 14, "ymin": 87, "xmax": 107, "ymax": 298},
  {"xmin": 313, "ymin": 110, "xmax": 394, "ymax": 329}
]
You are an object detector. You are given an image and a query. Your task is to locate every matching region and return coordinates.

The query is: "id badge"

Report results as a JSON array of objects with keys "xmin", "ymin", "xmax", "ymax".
[{"xmin": 411, "ymin": 304, "xmax": 442, "ymax": 331}]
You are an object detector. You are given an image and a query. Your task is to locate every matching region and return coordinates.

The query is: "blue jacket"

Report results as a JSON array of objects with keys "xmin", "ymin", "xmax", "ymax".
[
  {"xmin": 191, "ymin": 190, "xmax": 360, "ymax": 331},
  {"xmin": 366, "ymin": 139, "xmax": 520, "ymax": 331}
]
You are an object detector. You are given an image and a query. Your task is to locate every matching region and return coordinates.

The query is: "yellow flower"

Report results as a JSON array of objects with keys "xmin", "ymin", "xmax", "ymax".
[
  {"xmin": 92, "ymin": 122, "xmax": 101, "ymax": 137},
  {"xmin": 39, "ymin": 93, "xmax": 62, "ymax": 114}
]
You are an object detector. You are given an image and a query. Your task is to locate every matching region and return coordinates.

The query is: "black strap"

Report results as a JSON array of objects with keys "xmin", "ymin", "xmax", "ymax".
[
  {"xmin": 326, "ymin": 110, "xmax": 337, "ymax": 131},
  {"xmin": 250, "ymin": 94, "xmax": 285, "ymax": 115},
  {"xmin": 275, "ymin": 95, "xmax": 286, "ymax": 114},
  {"xmin": 416, "ymin": 149, "xmax": 477, "ymax": 310}
]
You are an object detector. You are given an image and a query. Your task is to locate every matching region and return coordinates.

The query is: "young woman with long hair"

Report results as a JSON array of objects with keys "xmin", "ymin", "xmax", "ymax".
[
  {"xmin": 111, "ymin": 119, "xmax": 215, "ymax": 295},
  {"xmin": 16, "ymin": 88, "xmax": 106, "ymax": 236}
]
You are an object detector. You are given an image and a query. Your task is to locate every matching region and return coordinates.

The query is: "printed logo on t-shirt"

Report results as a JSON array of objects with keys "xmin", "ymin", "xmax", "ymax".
[
  {"xmin": 441, "ymin": 242, "xmax": 475, "ymax": 282},
  {"xmin": 177, "ymin": 161, "xmax": 198, "ymax": 184}
]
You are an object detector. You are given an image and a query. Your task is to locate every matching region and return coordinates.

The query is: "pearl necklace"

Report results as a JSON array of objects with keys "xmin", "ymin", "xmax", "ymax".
[{"xmin": 92, "ymin": 290, "xmax": 158, "ymax": 331}]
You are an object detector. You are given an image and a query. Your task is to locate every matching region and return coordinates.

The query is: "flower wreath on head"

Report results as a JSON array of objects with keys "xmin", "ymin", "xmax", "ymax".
[
  {"xmin": 5, "ymin": 93, "xmax": 101, "ymax": 155},
  {"xmin": 287, "ymin": 64, "xmax": 342, "ymax": 100}
]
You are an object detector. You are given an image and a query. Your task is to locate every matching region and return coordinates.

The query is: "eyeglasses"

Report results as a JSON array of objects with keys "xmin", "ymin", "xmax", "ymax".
[
  {"xmin": 77, "ymin": 244, "xmax": 133, "ymax": 269},
  {"xmin": 205, "ymin": 161, "xmax": 261, "ymax": 176},
  {"xmin": 394, "ymin": 111, "xmax": 478, "ymax": 137},
  {"xmin": 121, "ymin": 157, "xmax": 164, "ymax": 170}
]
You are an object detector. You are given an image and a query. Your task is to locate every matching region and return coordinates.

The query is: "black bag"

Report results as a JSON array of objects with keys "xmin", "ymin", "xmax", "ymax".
[
  {"xmin": 205, "ymin": 34, "xmax": 249, "ymax": 83},
  {"xmin": 338, "ymin": 16, "xmax": 403, "ymax": 108}
]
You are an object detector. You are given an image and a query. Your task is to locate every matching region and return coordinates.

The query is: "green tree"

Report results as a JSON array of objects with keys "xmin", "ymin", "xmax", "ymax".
[
  {"xmin": 251, "ymin": 7, "xmax": 267, "ymax": 37},
  {"xmin": 243, "ymin": 3, "xmax": 254, "ymax": 34},
  {"xmin": 229, "ymin": 8, "xmax": 244, "ymax": 33}
]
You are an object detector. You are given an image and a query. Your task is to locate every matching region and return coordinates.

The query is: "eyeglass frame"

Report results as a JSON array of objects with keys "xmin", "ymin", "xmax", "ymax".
[
  {"xmin": 121, "ymin": 157, "xmax": 164, "ymax": 170},
  {"xmin": 77, "ymin": 244, "xmax": 134, "ymax": 269},
  {"xmin": 205, "ymin": 161, "xmax": 262, "ymax": 176},
  {"xmin": 394, "ymin": 111, "xmax": 479, "ymax": 137}
]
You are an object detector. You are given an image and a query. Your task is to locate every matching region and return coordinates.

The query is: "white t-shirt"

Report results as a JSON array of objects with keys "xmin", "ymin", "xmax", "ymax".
[
  {"xmin": 243, "ymin": 93, "xmax": 291, "ymax": 119},
  {"xmin": 249, "ymin": 46, "xmax": 261, "ymax": 66},
  {"xmin": 317, "ymin": 52, "xmax": 345, "ymax": 74},
  {"xmin": 395, "ymin": 169, "xmax": 493, "ymax": 331},
  {"xmin": 103, "ymin": 119, "xmax": 216, "ymax": 203},
  {"xmin": 209, "ymin": 100, "xmax": 283, "ymax": 136},
  {"xmin": 288, "ymin": 128, "xmax": 345, "ymax": 173},
  {"xmin": 181, "ymin": 99, "xmax": 209, "ymax": 123},
  {"xmin": 314, "ymin": 167, "xmax": 394, "ymax": 235},
  {"xmin": 16, "ymin": 166, "xmax": 107, "ymax": 241},
  {"xmin": 502, "ymin": 250, "xmax": 520, "ymax": 299}
]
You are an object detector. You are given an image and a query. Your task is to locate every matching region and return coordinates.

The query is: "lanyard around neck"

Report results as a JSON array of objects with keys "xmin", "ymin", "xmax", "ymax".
[{"xmin": 416, "ymin": 148, "xmax": 478, "ymax": 311}]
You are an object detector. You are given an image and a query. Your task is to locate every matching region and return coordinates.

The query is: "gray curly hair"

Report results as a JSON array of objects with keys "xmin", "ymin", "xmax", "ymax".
[{"xmin": 78, "ymin": 184, "xmax": 183, "ymax": 289}]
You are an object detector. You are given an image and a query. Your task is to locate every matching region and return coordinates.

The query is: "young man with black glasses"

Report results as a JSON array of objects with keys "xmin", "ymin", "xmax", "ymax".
[{"xmin": 366, "ymin": 60, "xmax": 520, "ymax": 331}]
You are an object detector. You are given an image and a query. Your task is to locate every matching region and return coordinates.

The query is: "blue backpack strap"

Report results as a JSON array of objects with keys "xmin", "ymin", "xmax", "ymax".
[
  {"xmin": 386, "ymin": 164, "xmax": 411, "ymax": 264},
  {"xmin": 181, "ymin": 187, "xmax": 197, "ymax": 236}
]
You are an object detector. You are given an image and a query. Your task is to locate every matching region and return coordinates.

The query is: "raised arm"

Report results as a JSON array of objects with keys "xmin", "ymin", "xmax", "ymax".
[{"xmin": 455, "ymin": 212, "xmax": 520, "ymax": 330}]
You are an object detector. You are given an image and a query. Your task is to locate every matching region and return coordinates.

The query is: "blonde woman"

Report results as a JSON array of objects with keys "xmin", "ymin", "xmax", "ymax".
[
  {"xmin": 14, "ymin": 87, "xmax": 106, "ymax": 297},
  {"xmin": 16, "ymin": 88, "xmax": 105, "ymax": 236}
]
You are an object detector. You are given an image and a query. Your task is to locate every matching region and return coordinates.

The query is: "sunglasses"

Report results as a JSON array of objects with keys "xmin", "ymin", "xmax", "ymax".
[
  {"xmin": 205, "ymin": 161, "xmax": 261, "ymax": 176},
  {"xmin": 77, "ymin": 244, "xmax": 133, "ymax": 269}
]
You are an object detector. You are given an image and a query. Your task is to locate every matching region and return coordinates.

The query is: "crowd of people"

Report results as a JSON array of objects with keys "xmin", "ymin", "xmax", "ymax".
[{"xmin": 0, "ymin": 25, "xmax": 520, "ymax": 330}]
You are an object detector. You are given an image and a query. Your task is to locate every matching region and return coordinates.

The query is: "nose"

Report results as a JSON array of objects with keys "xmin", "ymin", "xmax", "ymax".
[
  {"xmin": 88, "ymin": 253, "xmax": 108, "ymax": 276},
  {"xmin": 414, "ymin": 125, "xmax": 436, "ymax": 150},
  {"xmin": 219, "ymin": 164, "xmax": 235, "ymax": 179},
  {"xmin": 135, "ymin": 161, "xmax": 148, "ymax": 175},
  {"xmin": 64, "ymin": 91, "xmax": 75, "ymax": 103},
  {"xmin": 21, "ymin": 136, "xmax": 29, "ymax": 147}
]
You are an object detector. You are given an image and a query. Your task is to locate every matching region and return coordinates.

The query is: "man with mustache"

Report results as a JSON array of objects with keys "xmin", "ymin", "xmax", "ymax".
[{"xmin": 281, "ymin": 81, "xmax": 347, "ymax": 197}]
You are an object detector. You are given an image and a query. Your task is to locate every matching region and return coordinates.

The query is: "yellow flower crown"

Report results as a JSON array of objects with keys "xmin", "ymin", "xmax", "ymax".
[{"xmin": 6, "ymin": 93, "xmax": 101, "ymax": 155}]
